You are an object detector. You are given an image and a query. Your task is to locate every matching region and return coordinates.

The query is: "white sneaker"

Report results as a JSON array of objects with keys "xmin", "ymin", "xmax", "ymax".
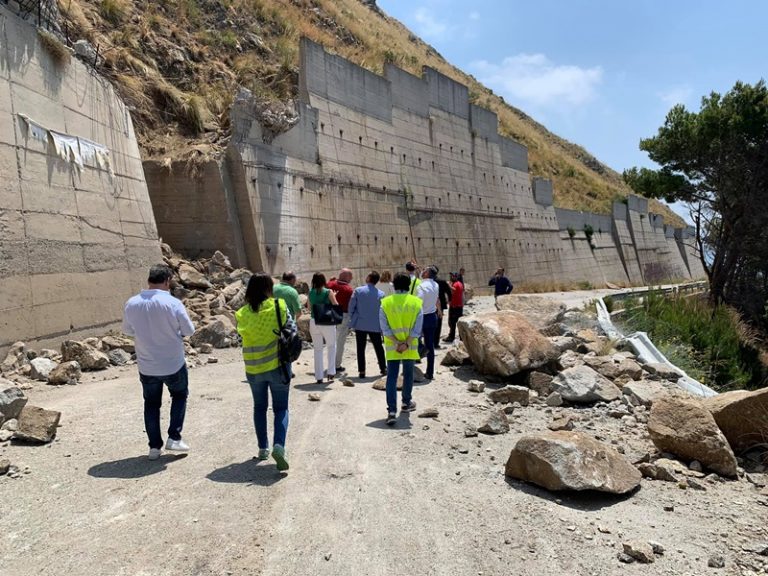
[
  {"xmin": 165, "ymin": 438, "xmax": 190, "ymax": 452},
  {"xmin": 148, "ymin": 448, "xmax": 162, "ymax": 460}
]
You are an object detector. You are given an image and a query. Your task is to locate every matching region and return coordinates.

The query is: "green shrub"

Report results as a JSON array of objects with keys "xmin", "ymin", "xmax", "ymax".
[
  {"xmin": 619, "ymin": 292, "xmax": 765, "ymax": 390},
  {"xmin": 567, "ymin": 226, "xmax": 575, "ymax": 238},
  {"xmin": 603, "ymin": 295, "xmax": 614, "ymax": 313}
]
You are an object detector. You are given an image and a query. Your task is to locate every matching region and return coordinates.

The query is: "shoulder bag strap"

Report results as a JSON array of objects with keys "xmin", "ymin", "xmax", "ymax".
[{"xmin": 274, "ymin": 299, "xmax": 283, "ymax": 331}]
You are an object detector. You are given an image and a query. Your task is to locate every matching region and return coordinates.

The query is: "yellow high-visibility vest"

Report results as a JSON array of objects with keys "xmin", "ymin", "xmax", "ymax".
[
  {"xmin": 235, "ymin": 299, "xmax": 288, "ymax": 375},
  {"xmin": 409, "ymin": 276, "xmax": 422, "ymax": 296},
  {"xmin": 380, "ymin": 293, "xmax": 422, "ymax": 361}
]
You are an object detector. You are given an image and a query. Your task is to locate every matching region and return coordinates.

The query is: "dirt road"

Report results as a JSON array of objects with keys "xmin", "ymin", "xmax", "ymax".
[{"xmin": 1, "ymin": 296, "xmax": 766, "ymax": 575}]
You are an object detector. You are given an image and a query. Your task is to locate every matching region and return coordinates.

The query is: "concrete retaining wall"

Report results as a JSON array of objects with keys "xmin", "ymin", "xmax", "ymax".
[
  {"xmin": 0, "ymin": 6, "xmax": 160, "ymax": 354},
  {"xmin": 146, "ymin": 37, "xmax": 698, "ymax": 290}
]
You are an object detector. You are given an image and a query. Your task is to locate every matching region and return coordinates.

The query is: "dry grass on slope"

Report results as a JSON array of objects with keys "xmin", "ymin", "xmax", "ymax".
[{"xmin": 58, "ymin": 0, "xmax": 683, "ymax": 226}]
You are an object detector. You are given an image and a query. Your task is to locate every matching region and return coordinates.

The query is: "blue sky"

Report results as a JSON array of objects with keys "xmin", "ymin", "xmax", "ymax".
[{"xmin": 377, "ymin": 0, "xmax": 765, "ymax": 176}]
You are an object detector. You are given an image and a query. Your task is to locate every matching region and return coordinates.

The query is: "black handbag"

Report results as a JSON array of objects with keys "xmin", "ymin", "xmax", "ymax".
[
  {"xmin": 313, "ymin": 303, "xmax": 343, "ymax": 325},
  {"xmin": 274, "ymin": 299, "xmax": 301, "ymax": 384}
]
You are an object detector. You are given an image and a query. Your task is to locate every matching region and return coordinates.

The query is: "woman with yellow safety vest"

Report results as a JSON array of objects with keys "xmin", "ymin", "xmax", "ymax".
[
  {"xmin": 379, "ymin": 272, "xmax": 424, "ymax": 426},
  {"xmin": 235, "ymin": 272, "xmax": 295, "ymax": 471}
]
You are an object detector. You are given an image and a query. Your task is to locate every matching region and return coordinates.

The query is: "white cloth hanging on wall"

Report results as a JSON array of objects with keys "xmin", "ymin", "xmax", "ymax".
[
  {"xmin": 16, "ymin": 113, "xmax": 113, "ymax": 176},
  {"xmin": 17, "ymin": 113, "xmax": 49, "ymax": 143}
]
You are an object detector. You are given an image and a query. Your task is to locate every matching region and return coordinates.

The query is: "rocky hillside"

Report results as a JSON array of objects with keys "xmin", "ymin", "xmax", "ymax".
[{"xmin": 58, "ymin": 0, "xmax": 682, "ymax": 225}]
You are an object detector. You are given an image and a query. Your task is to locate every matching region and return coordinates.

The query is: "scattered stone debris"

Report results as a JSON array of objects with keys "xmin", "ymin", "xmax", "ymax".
[
  {"xmin": 707, "ymin": 553, "xmax": 726, "ymax": 568},
  {"xmin": 467, "ymin": 380, "xmax": 485, "ymax": 393},
  {"xmin": 418, "ymin": 407, "xmax": 439, "ymax": 419},
  {"xmin": 487, "ymin": 385, "xmax": 529, "ymax": 406},
  {"xmin": 622, "ymin": 541, "xmax": 656, "ymax": 564},
  {"xmin": 477, "ymin": 410, "xmax": 510, "ymax": 435},
  {"xmin": 48, "ymin": 361, "xmax": 81, "ymax": 385},
  {"xmin": 14, "ymin": 406, "xmax": 61, "ymax": 443},
  {"xmin": 550, "ymin": 366, "xmax": 621, "ymax": 403},
  {"xmin": 308, "ymin": 393, "xmax": 321, "ymax": 402}
]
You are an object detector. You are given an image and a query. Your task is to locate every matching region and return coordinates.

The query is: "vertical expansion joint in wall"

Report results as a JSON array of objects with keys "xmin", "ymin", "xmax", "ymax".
[{"xmin": 220, "ymin": 155, "xmax": 247, "ymax": 268}]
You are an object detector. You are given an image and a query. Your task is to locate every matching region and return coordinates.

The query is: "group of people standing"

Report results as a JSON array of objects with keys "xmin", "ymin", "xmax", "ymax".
[{"xmin": 122, "ymin": 261, "xmax": 511, "ymax": 470}]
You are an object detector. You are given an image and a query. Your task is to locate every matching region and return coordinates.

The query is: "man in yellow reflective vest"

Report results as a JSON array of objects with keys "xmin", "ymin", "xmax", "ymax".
[{"xmin": 379, "ymin": 272, "xmax": 424, "ymax": 426}]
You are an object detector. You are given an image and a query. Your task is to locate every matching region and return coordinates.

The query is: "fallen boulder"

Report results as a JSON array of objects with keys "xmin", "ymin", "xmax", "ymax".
[
  {"xmin": 178, "ymin": 263, "xmax": 212, "ymax": 290},
  {"xmin": 478, "ymin": 410, "xmax": 510, "ymax": 435},
  {"xmin": 100, "ymin": 334, "xmax": 135, "ymax": 353},
  {"xmin": 622, "ymin": 379, "xmax": 678, "ymax": 408},
  {"xmin": 644, "ymin": 362, "xmax": 681, "ymax": 382},
  {"xmin": 47, "ymin": 361, "xmax": 81, "ymax": 385},
  {"xmin": 0, "ymin": 383, "xmax": 27, "ymax": 421},
  {"xmin": 14, "ymin": 405, "xmax": 61, "ymax": 443},
  {"xmin": 495, "ymin": 295, "xmax": 566, "ymax": 335},
  {"xmin": 528, "ymin": 371, "xmax": 554, "ymax": 396},
  {"xmin": 457, "ymin": 311, "xmax": 559, "ymax": 377},
  {"xmin": 190, "ymin": 315, "xmax": 236, "ymax": 349},
  {"xmin": 505, "ymin": 431, "xmax": 641, "ymax": 494},
  {"xmin": 551, "ymin": 366, "xmax": 621, "ymax": 403},
  {"xmin": 487, "ymin": 385, "xmax": 530, "ymax": 406},
  {"xmin": 29, "ymin": 358, "xmax": 57, "ymax": 381},
  {"xmin": 648, "ymin": 396, "xmax": 738, "ymax": 477},
  {"xmin": 704, "ymin": 387, "xmax": 768, "ymax": 453},
  {"xmin": 441, "ymin": 343, "xmax": 471, "ymax": 366},
  {"xmin": 61, "ymin": 340, "xmax": 109, "ymax": 371},
  {"xmin": 107, "ymin": 349, "xmax": 132, "ymax": 366}
]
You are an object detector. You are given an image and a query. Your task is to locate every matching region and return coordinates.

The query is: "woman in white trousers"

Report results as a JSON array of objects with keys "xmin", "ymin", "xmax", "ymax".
[{"xmin": 308, "ymin": 272, "xmax": 339, "ymax": 383}]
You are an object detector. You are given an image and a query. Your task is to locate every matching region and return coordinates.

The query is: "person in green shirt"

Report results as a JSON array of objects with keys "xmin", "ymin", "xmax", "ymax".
[{"xmin": 273, "ymin": 272, "xmax": 302, "ymax": 320}]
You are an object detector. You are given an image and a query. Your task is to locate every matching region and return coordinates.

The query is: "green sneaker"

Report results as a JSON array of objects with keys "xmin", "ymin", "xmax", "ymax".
[
  {"xmin": 272, "ymin": 444, "xmax": 289, "ymax": 471},
  {"xmin": 256, "ymin": 448, "xmax": 270, "ymax": 460}
]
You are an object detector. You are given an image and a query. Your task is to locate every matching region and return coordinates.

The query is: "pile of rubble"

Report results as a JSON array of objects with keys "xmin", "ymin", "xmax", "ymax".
[
  {"xmin": 0, "ymin": 246, "xmax": 260, "ymax": 388},
  {"xmin": 440, "ymin": 294, "xmax": 768, "ymax": 566}
]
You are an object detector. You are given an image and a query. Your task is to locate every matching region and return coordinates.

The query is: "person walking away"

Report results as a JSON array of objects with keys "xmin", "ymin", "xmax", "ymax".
[
  {"xmin": 405, "ymin": 261, "xmax": 421, "ymax": 295},
  {"xmin": 273, "ymin": 271, "xmax": 302, "ymax": 320},
  {"xmin": 273, "ymin": 271, "xmax": 302, "ymax": 378},
  {"xmin": 349, "ymin": 271, "xmax": 387, "ymax": 378},
  {"xmin": 235, "ymin": 272, "xmax": 295, "ymax": 471},
  {"xmin": 380, "ymin": 273, "xmax": 424, "ymax": 426},
  {"xmin": 308, "ymin": 273, "xmax": 339, "ymax": 383},
  {"xmin": 435, "ymin": 270, "xmax": 451, "ymax": 349},
  {"xmin": 444, "ymin": 272, "xmax": 464, "ymax": 343},
  {"xmin": 488, "ymin": 268, "xmax": 514, "ymax": 300},
  {"xmin": 379, "ymin": 270, "xmax": 395, "ymax": 297},
  {"xmin": 122, "ymin": 264, "xmax": 195, "ymax": 460},
  {"xmin": 416, "ymin": 266, "xmax": 441, "ymax": 380},
  {"xmin": 327, "ymin": 268, "xmax": 354, "ymax": 373}
]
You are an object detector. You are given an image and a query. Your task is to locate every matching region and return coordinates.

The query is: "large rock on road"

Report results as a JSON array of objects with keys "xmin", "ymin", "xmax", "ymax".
[
  {"xmin": 61, "ymin": 340, "xmax": 109, "ymax": 371},
  {"xmin": 14, "ymin": 405, "xmax": 61, "ymax": 443},
  {"xmin": 495, "ymin": 295, "xmax": 566, "ymax": 335},
  {"xmin": 551, "ymin": 365, "xmax": 621, "ymax": 403},
  {"xmin": 648, "ymin": 396, "xmax": 738, "ymax": 477},
  {"xmin": 0, "ymin": 383, "xmax": 27, "ymax": 422},
  {"xmin": 457, "ymin": 311, "xmax": 559, "ymax": 377},
  {"xmin": 703, "ymin": 387, "xmax": 768, "ymax": 453},
  {"xmin": 505, "ymin": 431, "xmax": 641, "ymax": 494}
]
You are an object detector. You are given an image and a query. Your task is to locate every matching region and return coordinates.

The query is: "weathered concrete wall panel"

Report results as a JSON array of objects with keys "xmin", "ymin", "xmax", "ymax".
[
  {"xmin": 147, "ymin": 39, "xmax": 694, "ymax": 293},
  {"xmin": 0, "ymin": 6, "xmax": 160, "ymax": 353}
]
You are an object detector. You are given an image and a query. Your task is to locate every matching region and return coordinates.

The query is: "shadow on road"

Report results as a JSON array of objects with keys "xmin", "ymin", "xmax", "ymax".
[
  {"xmin": 207, "ymin": 459, "xmax": 285, "ymax": 485},
  {"xmin": 293, "ymin": 381, "xmax": 332, "ymax": 391},
  {"xmin": 366, "ymin": 413, "xmax": 413, "ymax": 430},
  {"xmin": 504, "ymin": 477, "xmax": 635, "ymax": 510},
  {"xmin": 88, "ymin": 454, "xmax": 188, "ymax": 479}
]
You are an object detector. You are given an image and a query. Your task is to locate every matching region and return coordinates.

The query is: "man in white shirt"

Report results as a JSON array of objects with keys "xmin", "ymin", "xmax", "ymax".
[
  {"xmin": 123, "ymin": 264, "xmax": 195, "ymax": 460},
  {"xmin": 416, "ymin": 266, "xmax": 441, "ymax": 380}
]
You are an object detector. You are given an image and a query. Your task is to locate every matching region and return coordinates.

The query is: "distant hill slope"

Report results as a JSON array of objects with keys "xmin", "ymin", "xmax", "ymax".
[{"xmin": 59, "ymin": 0, "xmax": 683, "ymax": 226}]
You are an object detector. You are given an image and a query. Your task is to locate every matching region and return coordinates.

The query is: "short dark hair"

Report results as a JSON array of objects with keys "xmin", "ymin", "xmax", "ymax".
[
  {"xmin": 368, "ymin": 270, "xmax": 380, "ymax": 284},
  {"xmin": 148, "ymin": 264, "xmax": 173, "ymax": 284},
  {"xmin": 393, "ymin": 272, "xmax": 411, "ymax": 291},
  {"xmin": 282, "ymin": 271, "xmax": 296, "ymax": 282},
  {"xmin": 405, "ymin": 262, "xmax": 416, "ymax": 272},
  {"xmin": 427, "ymin": 266, "xmax": 438, "ymax": 279}
]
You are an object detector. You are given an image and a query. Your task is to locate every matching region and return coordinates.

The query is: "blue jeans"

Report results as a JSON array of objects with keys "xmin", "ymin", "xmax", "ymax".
[
  {"xmin": 140, "ymin": 365, "xmax": 189, "ymax": 450},
  {"xmin": 422, "ymin": 312, "xmax": 437, "ymax": 378},
  {"xmin": 385, "ymin": 359, "xmax": 415, "ymax": 414},
  {"xmin": 247, "ymin": 368, "xmax": 290, "ymax": 449}
]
